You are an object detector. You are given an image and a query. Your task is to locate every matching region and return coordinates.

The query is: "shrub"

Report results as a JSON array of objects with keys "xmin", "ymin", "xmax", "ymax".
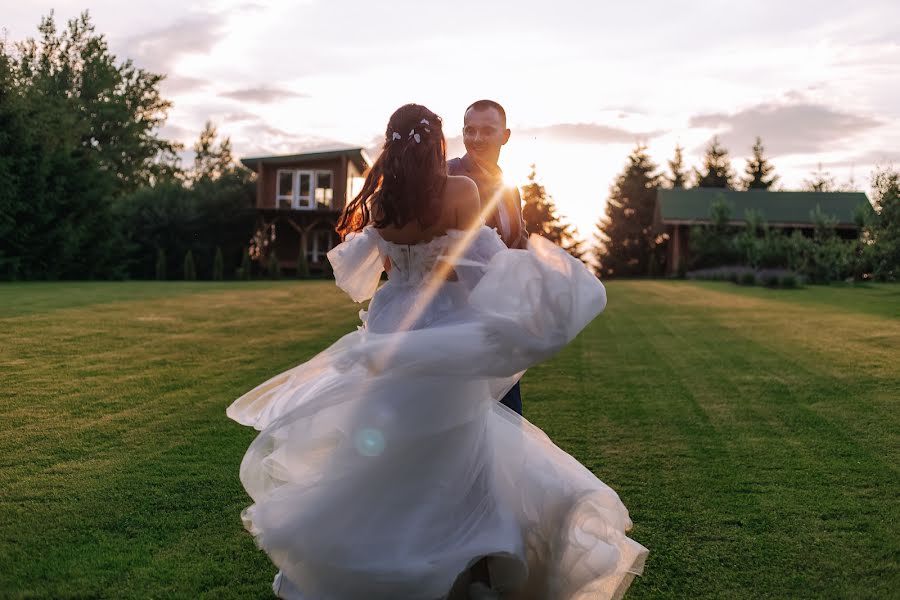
[
  {"xmin": 780, "ymin": 274, "xmax": 797, "ymax": 288},
  {"xmin": 867, "ymin": 166, "xmax": 900, "ymax": 281},
  {"xmin": 762, "ymin": 273, "xmax": 779, "ymax": 288},
  {"xmin": 239, "ymin": 247, "xmax": 251, "ymax": 280},
  {"xmin": 212, "ymin": 246, "xmax": 224, "ymax": 281},
  {"xmin": 183, "ymin": 250, "xmax": 196, "ymax": 281},
  {"xmin": 268, "ymin": 252, "xmax": 281, "ymax": 280},
  {"xmin": 688, "ymin": 199, "xmax": 742, "ymax": 269},
  {"xmin": 155, "ymin": 248, "xmax": 167, "ymax": 281},
  {"xmin": 740, "ymin": 272, "xmax": 756, "ymax": 286},
  {"xmin": 728, "ymin": 271, "xmax": 740, "ymax": 284}
]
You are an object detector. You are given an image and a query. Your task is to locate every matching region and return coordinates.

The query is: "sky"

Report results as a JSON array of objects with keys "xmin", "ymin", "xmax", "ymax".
[{"xmin": 3, "ymin": 0, "xmax": 899, "ymax": 239}]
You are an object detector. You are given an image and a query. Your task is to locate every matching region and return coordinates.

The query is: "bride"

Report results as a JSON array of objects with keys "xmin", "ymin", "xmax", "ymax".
[{"xmin": 227, "ymin": 104, "xmax": 647, "ymax": 599}]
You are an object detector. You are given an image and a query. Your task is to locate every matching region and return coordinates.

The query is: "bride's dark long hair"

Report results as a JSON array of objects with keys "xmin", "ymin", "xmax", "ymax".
[{"xmin": 337, "ymin": 104, "xmax": 447, "ymax": 238}]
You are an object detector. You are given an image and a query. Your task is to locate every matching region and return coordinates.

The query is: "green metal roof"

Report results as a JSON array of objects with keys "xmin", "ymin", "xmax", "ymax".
[
  {"xmin": 240, "ymin": 147, "xmax": 371, "ymax": 173},
  {"xmin": 656, "ymin": 189, "xmax": 871, "ymax": 227}
]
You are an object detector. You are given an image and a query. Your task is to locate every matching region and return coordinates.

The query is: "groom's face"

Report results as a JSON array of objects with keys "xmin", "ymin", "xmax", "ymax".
[{"xmin": 463, "ymin": 107, "xmax": 510, "ymax": 166}]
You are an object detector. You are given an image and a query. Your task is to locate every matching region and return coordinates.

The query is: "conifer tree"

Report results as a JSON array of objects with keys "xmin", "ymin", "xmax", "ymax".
[
  {"xmin": 742, "ymin": 137, "xmax": 778, "ymax": 190},
  {"xmin": 155, "ymin": 248, "xmax": 167, "ymax": 281},
  {"xmin": 803, "ymin": 163, "xmax": 836, "ymax": 192},
  {"xmin": 183, "ymin": 250, "xmax": 196, "ymax": 280},
  {"xmin": 667, "ymin": 145, "xmax": 688, "ymax": 188},
  {"xmin": 212, "ymin": 246, "xmax": 224, "ymax": 281},
  {"xmin": 594, "ymin": 145, "xmax": 661, "ymax": 277},
  {"xmin": 694, "ymin": 136, "xmax": 734, "ymax": 189},
  {"xmin": 191, "ymin": 121, "xmax": 237, "ymax": 184},
  {"xmin": 521, "ymin": 165, "xmax": 584, "ymax": 260},
  {"xmin": 239, "ymin": 247, "xmax": 252, "ymax": 280}
]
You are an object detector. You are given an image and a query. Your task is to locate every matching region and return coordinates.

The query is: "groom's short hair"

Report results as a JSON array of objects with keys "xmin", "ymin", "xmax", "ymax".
[{"xmin": 465, "ymin": 100, "xmax": 507, "ymax": 127}]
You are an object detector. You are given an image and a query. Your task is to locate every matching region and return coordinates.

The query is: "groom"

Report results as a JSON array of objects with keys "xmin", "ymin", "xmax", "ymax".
[{"xmin": 448, "ymin": 99, "xmax": 528, "ymax": 416}]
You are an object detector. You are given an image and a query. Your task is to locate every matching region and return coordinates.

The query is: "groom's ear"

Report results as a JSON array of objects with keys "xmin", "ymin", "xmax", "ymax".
[{"xmin": 502, "ymin": 128, "xmax": 511, "ymax": 146}]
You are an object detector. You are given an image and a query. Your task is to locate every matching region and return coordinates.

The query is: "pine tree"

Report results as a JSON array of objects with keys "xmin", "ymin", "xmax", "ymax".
[
  {"xmin": 742, "ymin": 137, "xmax": 778, "ymax": 190},
  {"xmin": 667, "ymin": 145, "xmax": 688, "ymax": 188},
  {"xmin": 191, "ymin": 121, "xmax": 237, "ymax": 184},
  {"xmin": 183, "ymin": 250, "xmax": 196, "ymax": 280},
  {"xmin": 520, "ymin": 165, "xmax": 584, "ymax": 260},
  {"xmin": 694, "ymin": 136, "xmax": 734, "ymax": 189},
  {"xmin": 594, "ymin": 145, "xmax": 661, "ymax": 277},
  {"xmin": 803, "ymin": 163, "xmax": 836, "ymax": 192},
  {"xmin": 212, "ymin": 246, "xmax": 224, "ymax": 281}
]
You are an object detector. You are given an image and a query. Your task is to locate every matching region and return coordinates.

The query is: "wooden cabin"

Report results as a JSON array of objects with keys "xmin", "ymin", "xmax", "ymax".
[
  {"xmin": 241, "ymin": 147, "xmax": 371, "ymax": 272},
  {"xmin": 654, "ymin": 189, "xmax": 872, "ymax": 275}
]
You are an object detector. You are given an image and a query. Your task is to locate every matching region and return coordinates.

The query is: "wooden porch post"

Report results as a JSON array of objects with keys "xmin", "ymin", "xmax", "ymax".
[{"xmin": 671, "ymin": 225, "xmax": 681, "ymax": 275}]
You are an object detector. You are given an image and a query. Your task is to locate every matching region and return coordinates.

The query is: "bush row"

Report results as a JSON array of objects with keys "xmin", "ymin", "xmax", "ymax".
[{"xmin": 685, "ymin": 173, "xmax": 900, "ymax": 284}]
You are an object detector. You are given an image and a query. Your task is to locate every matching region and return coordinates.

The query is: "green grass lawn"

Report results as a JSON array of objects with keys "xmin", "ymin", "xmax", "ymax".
[{"xmin": 1, "ymin": 280, "xmax": 898, "ymax": 599}]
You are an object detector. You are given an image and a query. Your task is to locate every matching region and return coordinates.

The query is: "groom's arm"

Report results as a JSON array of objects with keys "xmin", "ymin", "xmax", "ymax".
[{"xmin": 509, "ymin": 186, "xmax": 529, "ymax": 249}]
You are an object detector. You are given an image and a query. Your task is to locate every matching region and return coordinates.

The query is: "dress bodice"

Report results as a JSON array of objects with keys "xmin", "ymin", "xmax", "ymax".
[
  {"xmin": 377, "ymin": 232, "xmax": 457, "ymax": 285},
  {"xmin": 325, "ymin": 226, "xmax": 509, "ymax": 333}
]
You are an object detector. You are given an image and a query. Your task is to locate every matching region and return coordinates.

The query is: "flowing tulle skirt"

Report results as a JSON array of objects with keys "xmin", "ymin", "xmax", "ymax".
[{"xmin": 227, "ymin": 233, "xmax": 647, "ymax": 599}]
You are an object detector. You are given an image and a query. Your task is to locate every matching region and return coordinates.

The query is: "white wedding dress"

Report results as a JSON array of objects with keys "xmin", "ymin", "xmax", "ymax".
[{"xmin": 227, "ymin": 225, "xmax": 647, "ymax": 600}]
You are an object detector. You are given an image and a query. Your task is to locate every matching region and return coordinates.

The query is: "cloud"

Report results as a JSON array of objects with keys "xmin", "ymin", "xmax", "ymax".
[
  {"xmin": 219, "ymin": 87, "xmax": 310, "ymax": 103},
  {"xmin": 222, "ymin": 111, "xmax": 262, "ymax": 123},
  {"xmin": 518, "ymin": 123, "xmax": 665, "ymax": 144},
  {"xmin": 235, "ymin": 2, "xmax": 268, "ymax": 11},
  {"xmin": 159, "ymin": 75, "xmax": 208, "ymax": 94},
  {"xmin": 848, "ymin": 149, "xmax": 900, "ymax": 167},
  {"xmin": 158, "ymin": 123, "xmax": 195, "ymax": 143},
  {"xmin": 122, "ymin": 13, "xmax": 228, "ymax": 73},
  {"xmin": 237, "ymin": 124, "xmax": 348, "ymax": 157},
  {"xmin": 689, "ymin": 100, "xmax": 882, "ymax": 155},
  {"xmin": 800, "ymin": 149, "xmax": 900, "ymax": 170}
]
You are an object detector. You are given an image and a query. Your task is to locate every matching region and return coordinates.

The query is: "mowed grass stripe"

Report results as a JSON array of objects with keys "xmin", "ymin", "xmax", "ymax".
[
  {"xmin": 524, "ymin": 281, "xmax": 898, "ymax": 598},
  {"xmin": 685, "ymin": 280, "xmax": 900, "ymax": 320},
  {"xmin": 0, "ymin": 281, "xmax": 258, "ymax": 318}
]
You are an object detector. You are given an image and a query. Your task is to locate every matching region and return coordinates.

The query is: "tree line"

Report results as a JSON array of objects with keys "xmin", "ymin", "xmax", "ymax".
[{"xmin": 0, "ymin": 12, "xmax": 257, "ymax": 281}]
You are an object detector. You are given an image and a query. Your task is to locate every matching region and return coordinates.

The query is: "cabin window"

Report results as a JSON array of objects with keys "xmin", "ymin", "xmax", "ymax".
[
  {"xmin": 277, "ymin": 170, "xmax": 294, "ymax": 209},
  {"xmin": 297, "ymin": 172, "xmax": 313, "ymax": 209},
  {"xmin": 275, "ymin": 169, "xmax": 315, "ymax": 210},
  {"xmin": 315, "ymin": 171, "xmax": 334, "ymax": 209}
]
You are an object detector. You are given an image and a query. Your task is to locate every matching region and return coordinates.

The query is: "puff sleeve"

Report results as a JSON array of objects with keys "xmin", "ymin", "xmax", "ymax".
[{"xmin": 326, "ymin": 227, "xmax": 384, "ymax": 303}]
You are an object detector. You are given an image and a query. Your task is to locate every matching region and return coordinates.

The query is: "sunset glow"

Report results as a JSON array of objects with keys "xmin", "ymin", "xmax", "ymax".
[{"xmin": 4, "ymin": 0, "xmax": 899, "ymax": 238}]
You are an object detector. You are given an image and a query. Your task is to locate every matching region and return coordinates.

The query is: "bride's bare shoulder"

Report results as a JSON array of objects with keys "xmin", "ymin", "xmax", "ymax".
[
  {"xmin": 444, "ymin": 176, "xmax": 480, "ymax": 229},
  {"xmin": 444, "ymin": 176, "xmax": 479, "ymax": 206}
]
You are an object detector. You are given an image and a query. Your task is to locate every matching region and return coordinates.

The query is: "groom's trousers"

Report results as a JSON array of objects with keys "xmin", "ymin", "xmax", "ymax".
[{"xmin": 501, "ymin": 382, "xmax": 522, "ymax": 415}]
